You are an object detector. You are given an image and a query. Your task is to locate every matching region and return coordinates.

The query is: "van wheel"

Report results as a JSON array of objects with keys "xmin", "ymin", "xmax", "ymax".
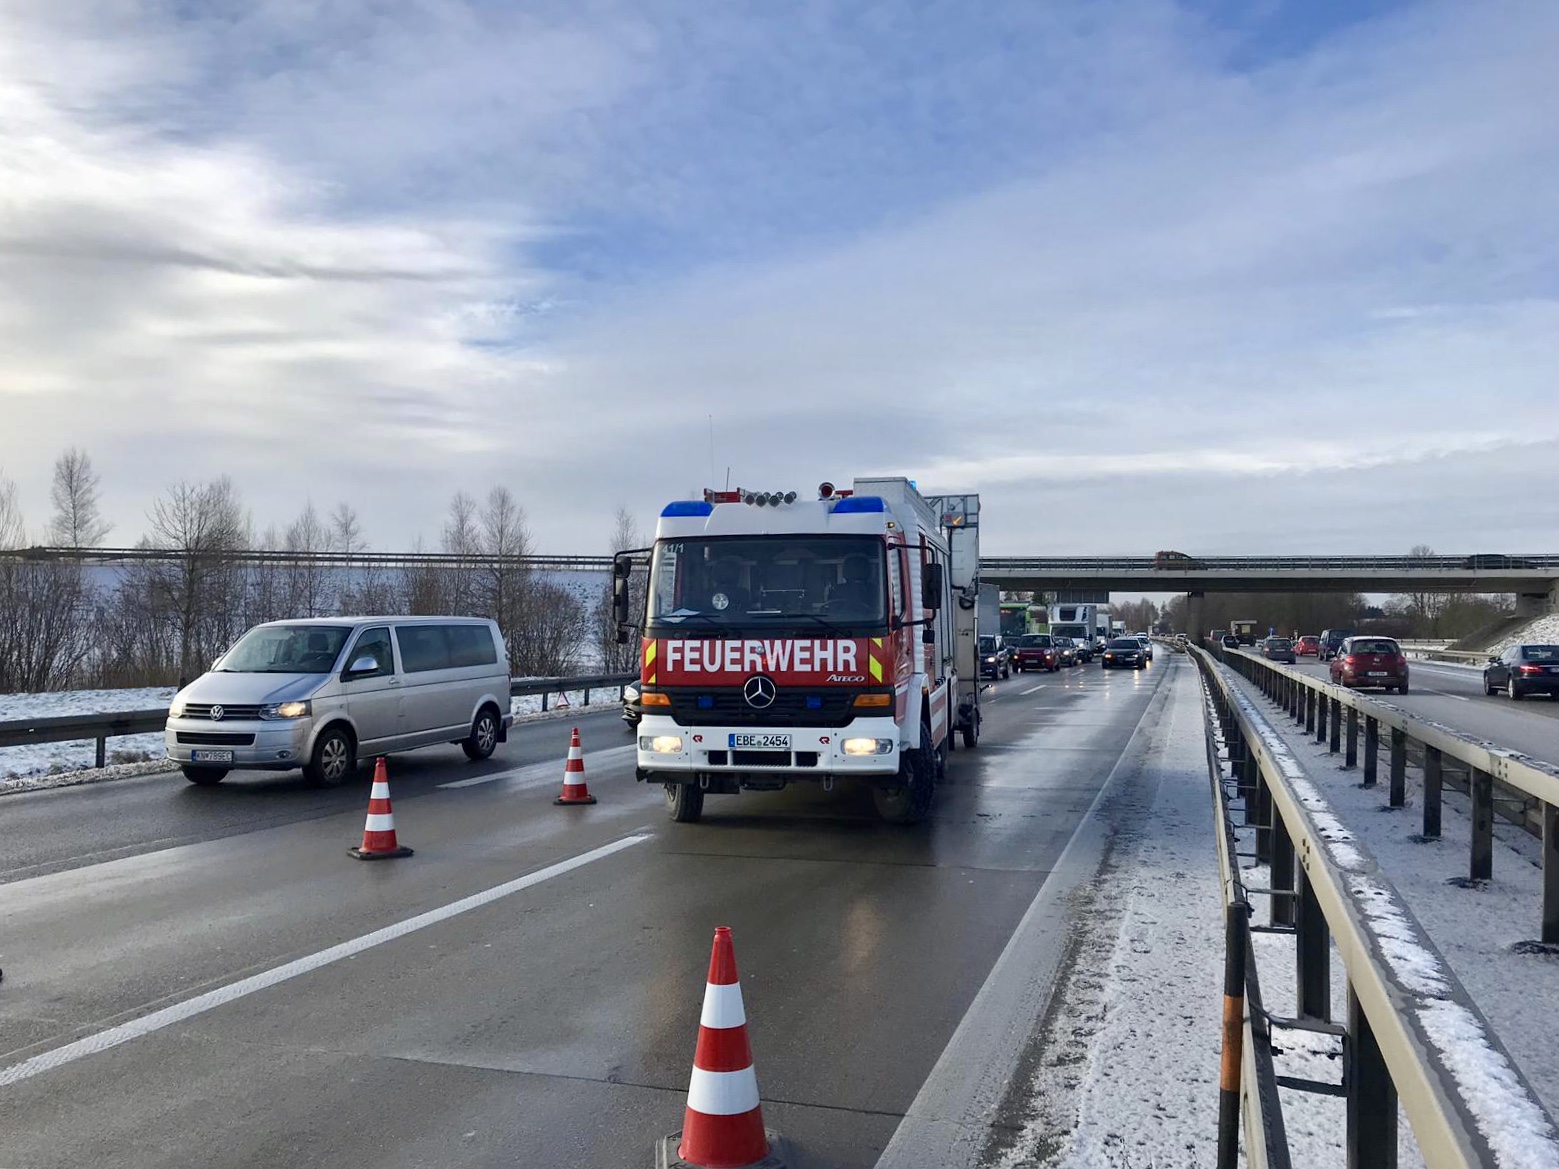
[
  {"xmin": 305, "ymin": 727, "xmax": 356, "ymax": 787},
  {"xmin": 665, "ymin": 782, "xmax": 704, "ymax": 823},
  {"xmin": 462, "ymin": 706, "xmax": 501, "ymax": 761},
  {"xmin": 181, "ymin": 766, "xmax": 227, "ymax": 785},
  {"xmin": 874, "ymin": 724, "xmax": 935, "ymax": 824}
]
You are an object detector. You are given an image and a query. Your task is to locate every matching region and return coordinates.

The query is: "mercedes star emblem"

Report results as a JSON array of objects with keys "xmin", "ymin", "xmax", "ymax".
[
  {"xmin": 742, "ymin": 675, "xmax": 777, "ymax": 709},
  {"xmin": 210, "ymin": 705, "xmax": 225, "ymax": 721}
]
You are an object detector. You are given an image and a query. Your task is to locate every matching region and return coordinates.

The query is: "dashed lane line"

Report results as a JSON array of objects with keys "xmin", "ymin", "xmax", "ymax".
[
  {"xmin": 0, "ymin": 833, "xmax": 651, "ymax": 1088},
  {"xmin": 1019, "ymin": 685, "xmax": 1047, "ymax": 695}
]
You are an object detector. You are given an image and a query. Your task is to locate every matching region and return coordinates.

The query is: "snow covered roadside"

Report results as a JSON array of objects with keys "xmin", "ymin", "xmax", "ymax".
[
  {"xmin": 1220, "ymin": 663, "xmax": 1559, "ymax": 1164},
  {"xmin": 989, "ymin": 659, "xmax": 1226, "ymax": 1168},
  {"xmin": 0, "ymin": 687, "xmax": 175, "ymax": 782}
]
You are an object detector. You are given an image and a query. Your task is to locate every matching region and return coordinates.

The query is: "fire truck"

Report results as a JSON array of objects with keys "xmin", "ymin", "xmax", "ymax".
[{"xmin": 612, "ymin": 477, "xmax": 981, "ymax": 824}]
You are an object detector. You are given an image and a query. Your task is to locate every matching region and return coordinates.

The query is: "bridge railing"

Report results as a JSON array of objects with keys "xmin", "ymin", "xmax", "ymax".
[
  {"xmin": 1193, "ymin": 645, "xmax": 1559, "ymax": 1168},
  {"xmin": 0, "ymin": 674, "xmax": 635, "ymax": 772}
]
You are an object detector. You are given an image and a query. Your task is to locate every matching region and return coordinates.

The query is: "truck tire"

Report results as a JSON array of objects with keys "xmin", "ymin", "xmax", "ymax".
[
  {"xmin": 181, "ymin": 766, "xmax": 227, "ymax": 785},
  {"xmin": 961, "ymin": 707, "xmax": 980, "ymax": 749},
  {"xmin": 873, "ymin": 724, "xmax": 935, "ymax": 824},
  {"xmin": 665, "ymin": 781, "xmax": 704, "ymax": 822}
]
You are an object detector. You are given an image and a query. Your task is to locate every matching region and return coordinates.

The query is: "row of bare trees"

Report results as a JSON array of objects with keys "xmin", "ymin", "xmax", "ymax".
[{"xmin": 0, "ymin": 452, "xmax": 638, "ymax": 693}]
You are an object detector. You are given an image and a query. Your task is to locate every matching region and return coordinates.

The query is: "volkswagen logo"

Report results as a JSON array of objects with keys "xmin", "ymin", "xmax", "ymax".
[
  {"xmin": 742, "ymin": 675, "xmax": 777, "ymax": 709},
  {"xmin": 210, "ymin": 705, "xmax": 225, "ymax": 721}
]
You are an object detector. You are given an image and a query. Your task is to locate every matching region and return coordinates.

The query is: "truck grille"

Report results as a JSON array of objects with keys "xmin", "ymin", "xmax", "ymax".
[
  {"xmin": 665, "ymin": 689, "xmax": 858, "ymax": 728},
  {"xmin": 183, "ymin": 704, "xmax": 265, "ymax": 721}
]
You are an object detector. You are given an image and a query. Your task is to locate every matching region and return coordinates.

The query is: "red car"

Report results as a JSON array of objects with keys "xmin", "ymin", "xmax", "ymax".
[
  {"xmin": 1329, "ymin": 636, "xmax": 1409, "ymax": 693},
  {"xmin": 1295, "ymin": 635, "xmax": 1320, "ymax": 657},
  {"xmin": 1013, "ymin": 633, "xmax": 1059, "ymax": 672}
]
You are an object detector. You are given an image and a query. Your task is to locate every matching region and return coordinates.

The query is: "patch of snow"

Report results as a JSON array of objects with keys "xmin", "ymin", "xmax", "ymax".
[
  {"xmin": 1489, "ymin": 614, "xmax": 1559, "ymax": 658},
  {"xmin": 0, "ymin": 687, "xmax": 174, "ymax": 780}
]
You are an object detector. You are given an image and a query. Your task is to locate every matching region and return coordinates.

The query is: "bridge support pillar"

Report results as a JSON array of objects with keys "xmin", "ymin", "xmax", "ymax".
[
  {"xmin": 1186, "ymin": 591, "xmax": 1205, "ymax": 642},
  {"xmin": 1516, "ymin": 591, "xmax": 1550, "ymax": 620}
]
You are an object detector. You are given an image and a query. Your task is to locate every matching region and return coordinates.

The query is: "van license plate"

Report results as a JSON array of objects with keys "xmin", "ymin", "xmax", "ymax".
[
  {"xmin": 192, "ymin": 750, "xmax": 234, "ymax": 763},
  {"xmin": 729, "ymin": 734, "xmax": 791, "ymax": 750}
]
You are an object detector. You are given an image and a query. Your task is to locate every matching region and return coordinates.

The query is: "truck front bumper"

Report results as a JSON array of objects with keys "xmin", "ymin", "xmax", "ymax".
[{"xmin": 634, "ymin": 714, "xmax": 901, "ymax": 781}]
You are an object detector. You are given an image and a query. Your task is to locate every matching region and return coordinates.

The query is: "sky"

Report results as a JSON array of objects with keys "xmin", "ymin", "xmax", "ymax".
[{"xmin": 2, "ymin": 0, "xmax": 1557, "ymax": 557}]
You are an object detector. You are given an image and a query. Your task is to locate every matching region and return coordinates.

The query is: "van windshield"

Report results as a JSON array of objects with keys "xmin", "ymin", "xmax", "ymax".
[{"xmin": 217, "ymin": 625, "xmax": 352, "ymax": 673}]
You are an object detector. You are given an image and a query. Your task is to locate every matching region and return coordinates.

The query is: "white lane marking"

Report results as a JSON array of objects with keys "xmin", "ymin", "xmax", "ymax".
[
  {"xmin": 874, "ymin": 660, "xmax": 1169, "ymax": 1169},
  {"xmin": 1019, "ymin": 685, "xmax": 1047, "ymax": 695},
  {"xmin": 438, "ymin": 745, "xmax": 635, "ymax": 789},
  {"xmin": 0, "ymin": 834, "xmax": 651, "ymax": 1088}
]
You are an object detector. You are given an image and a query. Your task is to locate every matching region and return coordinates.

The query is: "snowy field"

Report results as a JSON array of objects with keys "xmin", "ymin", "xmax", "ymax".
[{"xmin": 0, "ymin": 682, "xmax": 628, "ymax": 784}]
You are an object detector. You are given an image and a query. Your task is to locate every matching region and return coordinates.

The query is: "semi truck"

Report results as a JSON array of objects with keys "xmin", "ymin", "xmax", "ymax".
[{"xmin": 614, "ymin": 477, "xmax": 980, "ymax": 825}]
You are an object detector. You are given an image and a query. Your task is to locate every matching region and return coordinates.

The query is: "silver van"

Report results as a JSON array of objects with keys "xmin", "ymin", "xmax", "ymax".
[{"xmin": 164, "ymin": 616, "xmax": 513, "ymax": 786}]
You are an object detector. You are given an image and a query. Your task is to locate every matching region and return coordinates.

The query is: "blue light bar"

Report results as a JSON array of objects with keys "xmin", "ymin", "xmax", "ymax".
[
  {"xmin": 831, "ymin": 495, "xmax": 885, "ymax": 514},
  {"xmin": 661, "ymin": 500, "xmax": 714, "ymax": 517}
]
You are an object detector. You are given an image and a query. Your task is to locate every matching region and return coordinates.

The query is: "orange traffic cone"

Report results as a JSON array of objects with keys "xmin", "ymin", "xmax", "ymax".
[
  {"xmin": 657, "ymin": 927, "xmax": 790, "ymax": 1169},
  {"xmin": 348, "ymin": 758, "xmax": 413, "ymax": 859},
  {"xmin": 554, "ymin": 727, "xmax": 597, "ymax": 805}
]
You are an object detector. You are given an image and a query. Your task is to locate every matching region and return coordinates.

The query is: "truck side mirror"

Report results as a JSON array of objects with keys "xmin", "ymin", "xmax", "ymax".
[
  {"xmin": 612, "ymin": 555, "xmax": 634, "ymax": 637},
  {"xmin": 921, "ymin": 563, "xmax": 944, "ymax": 611}
]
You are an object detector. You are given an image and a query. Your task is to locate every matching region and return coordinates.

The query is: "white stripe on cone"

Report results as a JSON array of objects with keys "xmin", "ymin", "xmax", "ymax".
[
  {"xmin": 363, "ymin": 813, "xmax": 395, "ymax": 832},
  {"xmin": 699, "ymin": 981, "xmax": 747, "ymax": 1029},
  {"xmin": 685, "ymin": 1066, "xmax": 761, "ymax": 1116},
  {"xmin": 370, "ymin": 781, "xmax": 390, "ymax": 798}
]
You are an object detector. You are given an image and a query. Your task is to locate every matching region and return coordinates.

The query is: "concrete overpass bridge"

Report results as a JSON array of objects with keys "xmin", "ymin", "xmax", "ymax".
[{"xmin": 980, "ymin": 555, "xmax": 1559, "ymax": 630}]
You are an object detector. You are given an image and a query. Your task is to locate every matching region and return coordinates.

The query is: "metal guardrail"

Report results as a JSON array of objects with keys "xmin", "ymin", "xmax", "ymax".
[
  {"xmin": 984, "ymin": 554, "xmax": 1559, "ymax": 572},
  {"xmin": 0, "ymin": 674, "xmax": 636, "ymax": 770},
  {"xmin": 1215, "ymin": 645, "xmax": 1559, "ymax": 942},
  {"xmin": 0, "ymin": 546, "xmax": 616, "ymax": 572},
  {"xmin": 1195, "ymin": 646, "xmax": 1559, "ymax": 1169}
]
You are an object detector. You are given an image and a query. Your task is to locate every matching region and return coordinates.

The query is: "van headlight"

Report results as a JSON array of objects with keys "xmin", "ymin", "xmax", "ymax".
[
  {"xmin": 168, "ymin": 698, "xmax": 186, "ymax": 718},
  {"xmin": 260, "ymin": 701, "xmax": 311, "ymax": 720}
]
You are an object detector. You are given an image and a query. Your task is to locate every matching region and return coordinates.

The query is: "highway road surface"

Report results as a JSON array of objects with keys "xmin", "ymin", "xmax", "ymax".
[
  {"xmin": 1, "ymin": 660, "xmax": 1174, "ymax": 1168},
  {"xmin": 1291, "ymin": 657, "xmax": 1559, "ymax": 767}
]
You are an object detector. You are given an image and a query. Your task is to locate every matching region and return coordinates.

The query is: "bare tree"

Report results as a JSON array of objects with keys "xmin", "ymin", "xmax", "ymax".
[
  {"xmin": 477, "ymin": 487, "xmax": 531, "ymax": 653},
  {"xmin": 145, "ymin": 477, "xmax": 248, "ymax": 683},
  {"xmin": 1401, "ymin": 543, "xmax": 1449, "ymax": 633},
  {"xmin": 284, "ymin": 499, "xmax": 333, "ymax": 616},
  {"xmin": 0, "ymin": 474, "xmax": 90, "ymax": 691},
  {"xmin": 0, "ymin": 473, "xmax": 23, "ymax": 549},
  {"xmin": 47, "ymin": 448, "xmax": 111, "ymax": 547},
  {"xmin": 438, "ymin": 491, "xmax": 481, "ymax": 613},
  {"xmin": 594, "ymin": 506, "xmax": 645, "ymax": 671},
  {"xmin": 330, "ymin": 501, "xmax": 367, "ymax": 554}
]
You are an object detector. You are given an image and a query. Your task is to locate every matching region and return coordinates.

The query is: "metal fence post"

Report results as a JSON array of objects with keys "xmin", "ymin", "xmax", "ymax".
[
  {"xmin": 1390, "ymin": 728, "xmax": 1406, "ymax": 808},
  {"xmin": 1329, "ymin": 698, "xmax": 1342, "ymax": 754},
  {"xmin": 1306, "ymin": 689, "xmax": 1317, "ymax": 734},
  {"xmin": 1255, "ymin": 765, "xmax": 1272, "ymax": 865},
  {"xmin": 1296, "ymin": 867, "xmax": 1331, "ymax": 1021},
  {"xmin": 1544, "ymin": 801, "xmax": 1559, "ymax": 945},
  {"xmin": 541, "ymin": 692, "xmax": 549, "ymax": 712},
  {"xmin": 1470, "ymin": 768, "xmax": 1494, "ymax": 882},
  {"xmin": 95, "ymin": 736, "xmax": 107, "ymax": 769},
  {"xmin": 584, "ymin": 686, "xmax": 592, "ymax": 707},
  {"xmin": 1362, "ymin": 718, "xmax": 1378, "ymax": 787},
  {"xmin": 1271, "ymin": 813, "xmax": 1295, "ymax": 928},
  {"xmin": 1346, "ymin": 985, "xmax": 1397, "ymax": 1169},
  {"xmin": 1344, "ymin": 707, "xmax": 1359, "ymax": 768},
  {"xmin": 1423, "ymin": 746, "xmax": 1443, "ymax": 839},
  {"xmin": 1316, "ymin": 691, "xmax": 1328, "ymax": 742},
  {"xmin": 1218, "ymin": 901, "xmax": 1248, "ymax": 1169}
]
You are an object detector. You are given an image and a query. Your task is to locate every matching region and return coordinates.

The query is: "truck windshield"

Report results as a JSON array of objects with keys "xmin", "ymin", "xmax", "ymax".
[
  {"xmin": 649, "ymin": 537, "xmax": 886, "ymax": 627},
  {"xmin": 217, "ymin": 625, "xmax": 352, "ymax": 673}
]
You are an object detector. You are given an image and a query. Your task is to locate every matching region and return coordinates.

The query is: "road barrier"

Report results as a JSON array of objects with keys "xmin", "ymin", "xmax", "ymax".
[
  {"xmin": 1196, "ymin": 646, "xmax": 1559, "ymax": 1168},
  {"xmin": 0, "ymin": 673, "xmax": 636, "ymax": 772}
]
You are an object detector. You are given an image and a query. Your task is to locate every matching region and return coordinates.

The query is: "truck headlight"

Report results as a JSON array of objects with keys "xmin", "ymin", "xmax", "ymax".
[
  {"xmin": 842, "ymin": 737, "xmax": 894, "ymax": 756},
  {"xmin": 260, "ymin": 701, "xmax": 311, "ymax": 720},
  {"xmin": 641, "ymin": 735, "xmax": 684, "ymax": 753}
]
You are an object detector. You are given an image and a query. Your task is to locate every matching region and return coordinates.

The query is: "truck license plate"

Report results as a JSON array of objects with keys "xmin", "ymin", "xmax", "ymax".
[
  {"xmin": 192, "ymin": 749, "xmax": 234, "ymax": 763},
  {"xmin": 729, "ymin": 734, "xmax": 791, "ymax": 750}
]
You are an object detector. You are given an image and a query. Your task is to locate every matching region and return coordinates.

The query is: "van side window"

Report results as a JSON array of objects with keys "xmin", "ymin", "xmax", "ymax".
[
  {"xmin": 345, "ymin": 627, "xmax": 395, "ymax": 678},
  {"xmin": 397, "ymin": 626, "xmax": 452, "ymax": 673},
  {"xmin": 448, "ymin": 624, "xmax": 499, "ymax": 667}
]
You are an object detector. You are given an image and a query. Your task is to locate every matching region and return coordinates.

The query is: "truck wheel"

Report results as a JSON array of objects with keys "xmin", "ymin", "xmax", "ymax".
[
  {"xmin": 181, "ymin": 766, "xmax": 227, "ymax": 785},
  {"xmin": 461, "ymin": 706, "xmax": 501, "ymax": 761},
  {"xmin": 665, "ymin": 782, "xmax": 704, "ymax": 822},
  {"xmin": 304, "ymin": 726, "xmax": 357, "ymax": 787},
  {"xmin": 873, "ymin": 725, "xmax": 935, "ymax": 824},
  {"xmin": 961, "ymin": 708, "xmax": 980, "ymax": 750}
]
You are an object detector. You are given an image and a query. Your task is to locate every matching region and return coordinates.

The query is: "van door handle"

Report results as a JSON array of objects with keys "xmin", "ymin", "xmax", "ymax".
[{"xmin": 387, "ymin": 678, "xmax": 401, "ymax": 686}]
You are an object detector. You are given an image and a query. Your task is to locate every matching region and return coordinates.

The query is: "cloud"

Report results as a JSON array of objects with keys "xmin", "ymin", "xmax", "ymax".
[{"xmin": 0, "ymin": 0, "xmax": 1556, "ymax": 557}]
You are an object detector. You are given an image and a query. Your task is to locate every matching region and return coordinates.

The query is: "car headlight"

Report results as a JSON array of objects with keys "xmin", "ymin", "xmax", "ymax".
[
  {"xmin": 260, "ymin": 700, "xmax": 311, "ymax": 720},
  {"xmin": 842, "ymin": 737, "xmax": 895, "ymax": 756}
]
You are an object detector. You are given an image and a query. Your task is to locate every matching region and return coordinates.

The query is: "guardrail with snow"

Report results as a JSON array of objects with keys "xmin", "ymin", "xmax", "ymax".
[
  {"xmin": 1195, "ymin": 645, "xmax": 1559, "ymax": 1169},
  {"xmin": 0, "ymin": 674, "xmax": 636, "ymax": 770}
]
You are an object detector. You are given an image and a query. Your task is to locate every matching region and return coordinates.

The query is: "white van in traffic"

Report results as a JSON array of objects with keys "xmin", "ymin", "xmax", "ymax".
[{"xmin": 165, "ymin": 617, "xmax": 512, "ymax": 786}]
